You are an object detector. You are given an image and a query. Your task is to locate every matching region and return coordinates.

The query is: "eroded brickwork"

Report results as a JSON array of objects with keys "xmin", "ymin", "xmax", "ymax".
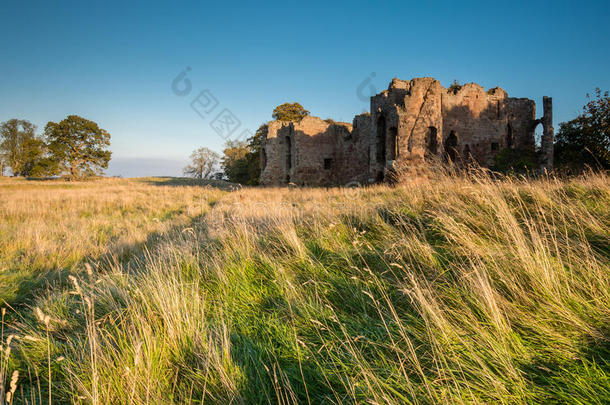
[
  {"xmin": 260, "ymin": 116, "xmax": 370, "ymax": 186},
  {"xmin": 261, "ymin": 77, "xmax": 553, "ymax": 186}
]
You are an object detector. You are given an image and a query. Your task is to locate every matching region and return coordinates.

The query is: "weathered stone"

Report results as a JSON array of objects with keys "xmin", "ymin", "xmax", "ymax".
[{"xmin": 261, "ymin": 77, "xmax": 553, "ymax": 186}]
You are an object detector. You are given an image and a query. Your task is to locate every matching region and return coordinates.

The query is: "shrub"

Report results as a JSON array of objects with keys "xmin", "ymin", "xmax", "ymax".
[{"xmin": 492, "ymin": 147, "xmax": 539, "ymax": 174}]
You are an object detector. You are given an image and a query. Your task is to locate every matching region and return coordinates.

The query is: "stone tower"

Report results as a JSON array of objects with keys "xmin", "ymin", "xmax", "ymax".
[{"xmin": 539, "ymin": 96, "xmax": 554, "ymax": 170}]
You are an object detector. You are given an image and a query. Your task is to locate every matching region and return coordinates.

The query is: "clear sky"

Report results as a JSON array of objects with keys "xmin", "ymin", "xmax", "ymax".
[{"xmin": 1, "ymin": 0, "xmax": 609, "ymax": 177}]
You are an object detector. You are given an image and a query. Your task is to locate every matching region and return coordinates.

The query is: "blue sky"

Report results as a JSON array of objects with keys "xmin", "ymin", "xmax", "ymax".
[{"xmin": 1, "ymin": 0, "xmax": 608, "ymax": 177}]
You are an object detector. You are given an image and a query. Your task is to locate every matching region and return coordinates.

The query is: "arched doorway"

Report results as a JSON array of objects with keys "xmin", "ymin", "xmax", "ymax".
[
  {"xmin": 261, "ymin": 147, "xmax": 267, "ymax": 170},
  {"xmin": 388, "ymin": 127, "xmax": 398, "ymax": 160},
  {"xmin": 425, "ymin": 126, "xmax": 438, "ymax": 158},
  {"xmin": 506, "ymin": 123, "xmax": 514, "ymax": 148},
  {"xmin": 285, "ymin": 136, "xmax": 292, "ymax": 170},
  {"xmin": 534, "ymin": 121, "xmax": 544, "ymax": 149},
  {"xmin": 376, "ymin": 115, "xmax": 386, "ymax": 164},
  {"xmin": 463, "ymin": 144, "xmax": 471, "ymax": 163},
  {"xmin": 444, "ymin": 131, "xmax": 458, "ymax": 162}
]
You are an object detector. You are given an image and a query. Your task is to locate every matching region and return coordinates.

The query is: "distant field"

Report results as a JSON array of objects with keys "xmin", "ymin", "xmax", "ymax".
[{"xmin": 1, "ymin": 174, "xmax": 609, "ymax": 404}]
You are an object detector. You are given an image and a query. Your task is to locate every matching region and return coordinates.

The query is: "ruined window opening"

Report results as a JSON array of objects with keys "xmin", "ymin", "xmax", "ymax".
[
  {"xmin": 491, "ymin": 142, "xmax": 499, "ymax": 152},
  {"xmin": 534, "ymin": 122, "xmax": 543, "ymax": 149},
  {"xmin": 285, "ymin": 136, "xmax": 292, "ymax": 170},
  {"xmin": 388, "ymin": 127, "xmax": 398, "ymax": 160},
  {"xmin": 425, "ymin": 126, "xmax": 438, "ymax": 157},
  {"xmin": 324, "ymin": 158, "xmax": 332, "ymax": 170},
  {"xmin": 261, "ymin": 147, "xmax": 267, "ymax": 170},
  {"xmin": 376, "ymin": 115, "xmax": 386, "ymax": 164},
  {"xmin": 444, "ymin": 131, "xmax": 458, "ymax": 162},
  {"xmin": 506, "ymin": 123, "xmax": 514, "ymax": 148},
  {"xmin": 463, "ymin": 144, "xmax": 472, "ymax": 163}
]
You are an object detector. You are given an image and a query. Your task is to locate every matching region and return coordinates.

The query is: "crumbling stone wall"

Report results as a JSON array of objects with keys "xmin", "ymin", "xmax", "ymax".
[
  {"xmin": 261, "ymin": 77, "xmax": 552, "ymax": 186},
  {"xmin": 333, "ymin": 113, "xmax": 371, "ymax": 185},
  {"xmin": 540, "ymin": 96, "xmax": 554, "ymax": 170},
  {"xmin": 260, "ymin": 116, "xmax": 370, "ymax": 186}
]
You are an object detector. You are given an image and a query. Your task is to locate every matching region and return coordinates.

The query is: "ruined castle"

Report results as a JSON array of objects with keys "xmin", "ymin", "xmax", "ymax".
[{"xmin": 260, "ymin": 77, "xmax": 554, "ymax": 186}]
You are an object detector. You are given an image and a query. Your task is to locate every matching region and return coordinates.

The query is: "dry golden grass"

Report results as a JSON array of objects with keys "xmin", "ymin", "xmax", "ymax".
[
  {"xmin": 1, "ymin": 172, "xmax": 609, "ymax": 404},
  {"xmin": 0, "ymin": 177, "xmax": 226, "ymax": 306}
]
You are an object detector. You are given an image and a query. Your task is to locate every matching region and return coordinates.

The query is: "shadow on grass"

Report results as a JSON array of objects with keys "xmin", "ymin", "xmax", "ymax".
[
  {"xmin": 0, "ymin": 210, "xmax": 214, "ymax": 310},
  {"xmin": 228, "ymin": 331, "xmax": 342, "ymax": 404},
  {"xmin": 138, "ymin": 176, "xmax": 237, "ymax": 190},
  {"xmin": 1, "ymin": 211, "xmax": 219, "ymax": 404},
  {"xmin": 520, "ymin": 339, "xmax": 610, "ymax": 403}
]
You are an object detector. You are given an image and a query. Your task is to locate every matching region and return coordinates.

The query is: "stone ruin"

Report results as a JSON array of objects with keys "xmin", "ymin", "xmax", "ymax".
[{"xmin": 260, "ymin": 77, "xmax": 554, "ymax": 186}]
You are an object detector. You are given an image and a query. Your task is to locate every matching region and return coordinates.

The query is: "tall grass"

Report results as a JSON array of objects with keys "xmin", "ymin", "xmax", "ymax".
[
  {"xmin": 0, "ymin": 177, "xmax": 225, "ymax": 307},
  {"xmin": 1, "ymin": 173, "xmax": 609, "ymax": 403}
]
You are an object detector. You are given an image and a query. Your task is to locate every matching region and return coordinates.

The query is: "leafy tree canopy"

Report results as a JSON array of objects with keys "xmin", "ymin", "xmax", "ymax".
[
  {"xmin": 447, "ymin": 80, "xmax": 462, "ymax": 95},
  {"xmin": 221, "ymin": 124, "xmax": 268, "ymax": 185},
  {"xmin": 45, "ymin": 115, "xmax": 112, "ymax": 179},
  {"xmin": 183, "ymin": 147, "xmax": 220, "ymax": 179},
  {"xmin": 272, "ymin": 103, "xmax": 310, "ymax": 122},
  {"xmin": 492, "ymin": 148, "xmax": 539, "ymax": 175},
  {"xmin": 0, "ymin": 119, "xmax": 46, "ymax": 176},
  {"xmin": 555, "ymin": 88, "xmax": 609, "ymax": 172},
  {"xmin": 222, "ymin": 140, "xmax": 251, "ymax": 184}
]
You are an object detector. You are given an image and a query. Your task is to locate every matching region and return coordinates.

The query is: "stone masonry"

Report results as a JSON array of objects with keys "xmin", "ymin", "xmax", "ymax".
[{"xmin": 261, "ymin": 77, "xmax": 553, "ymax": 186}]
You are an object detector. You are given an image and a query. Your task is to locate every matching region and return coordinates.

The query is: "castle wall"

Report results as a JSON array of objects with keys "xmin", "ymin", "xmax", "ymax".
[
  {"xmin": 260, "ymin": 121, "xmax": 285, "ymax": 186},
  {"xmin": 370, "ymin": 78, "xmax": 444, "ymax": 181},
  {"xmin": 292, "ymin": 117, "xmax": 338, "ymax": 186},
  {"xmin": 440, "ymin": 83, "xmax": 536, "ymax": 167},
  {"xmin": 261, "ymin": 77, "xmax": 550, "ymax": 186},
  {"xmin": 540, "ymin": 96, "xmax": 554, "ymax": 170},
  {"xmin": 260, "ymin": 116, "xmax": 369, "ymax": 186},
  {"xmin": 333, "ymin": 113, "xmax": 371, "ymax": 185}
]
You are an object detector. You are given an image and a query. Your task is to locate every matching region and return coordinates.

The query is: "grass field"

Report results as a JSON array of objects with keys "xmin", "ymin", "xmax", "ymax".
[{"xmin": 0, "ymin": 173, "xmax": 609, "ymax": 404}]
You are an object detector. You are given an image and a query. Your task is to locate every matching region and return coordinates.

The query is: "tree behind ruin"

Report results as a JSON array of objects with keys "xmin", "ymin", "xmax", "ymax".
[
  {"xmin": 554, "ymin": 88, "xmax": 610, "ymax": 172},
  {"xmin": 272, "ymin": 103, "xmax": 310, "ymax": 122},
  {"xmin": 183, "ymin": 147, "xmax": 220, "ymax": 179}
]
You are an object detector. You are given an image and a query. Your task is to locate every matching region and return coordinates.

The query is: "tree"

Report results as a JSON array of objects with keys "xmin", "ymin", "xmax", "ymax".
[
  {"xmin": 447, "ymin": 80, "xmax": 462, "ymax": 95},
  {"xmin": 222, "ymin": 140, "xmax": 251, "ymax": 184},
  {"xmin": 243, "ymin": 124, "xmax": 267, "ymax": 184},
  {"xmin": 220, "ymin": 124, "xmax": 268, "ymax": 185},
  {"xmin": 45, "ymin": 115, "xmax": 112, "ymax": 179},
  {"xmin": 20, "ymin": 137, "xmax": 47, "ymax": 176},
  {"xmin": 272, "ymin": 103, "xmax": 310, "ymax": 122},
  {"xmin": 0, "ymin": 119, "xmax": 46, "ymax": 176},
  {"xmin": 27, "ymin": 153, "xmax": 60, "ymax": 178},
  {"xmin": 183, "ymin": 147, "xmax": 220, "ymax": 179},
  {"xmin": 555, "ymin": 88, "xmax": 610, "ymax": 172},
  {"xmin": 492, "ymin": 147, "xmax": 539, "ymax": 175}
]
